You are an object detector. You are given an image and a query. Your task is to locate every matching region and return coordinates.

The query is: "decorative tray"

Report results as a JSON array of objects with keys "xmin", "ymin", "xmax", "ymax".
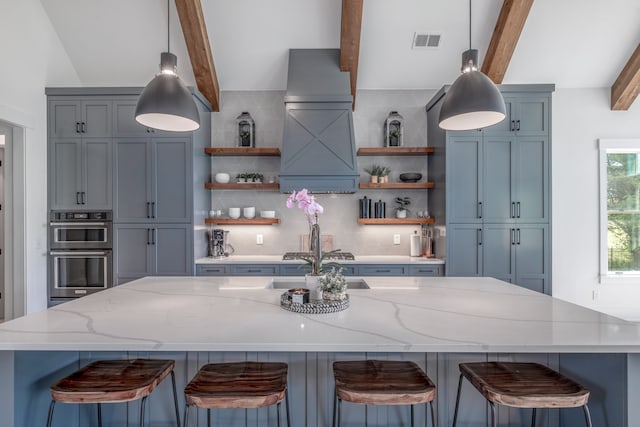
[{"xmin": 280, "ymin": 293, "xmax": 349, "ymax": 314}]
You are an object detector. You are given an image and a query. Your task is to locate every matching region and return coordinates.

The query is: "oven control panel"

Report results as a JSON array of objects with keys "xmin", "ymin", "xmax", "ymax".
[{"xmin": 51, "ymin": 211, "xmax": 112, "ymax": 221}]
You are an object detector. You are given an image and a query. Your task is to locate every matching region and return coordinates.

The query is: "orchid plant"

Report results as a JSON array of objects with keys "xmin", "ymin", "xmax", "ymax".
[{"xmin": 286, "ymin": 189, "xmax": 340, "ymax": 274}]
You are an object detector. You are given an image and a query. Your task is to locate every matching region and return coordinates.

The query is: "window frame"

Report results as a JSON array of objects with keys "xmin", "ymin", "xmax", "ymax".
[{"xmin": 599, "ymin": 138, "xmax": 640, "ymax": 284}]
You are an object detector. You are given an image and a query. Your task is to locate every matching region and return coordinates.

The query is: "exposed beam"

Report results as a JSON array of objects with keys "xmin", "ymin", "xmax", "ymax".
[
  {"xmin": 611, "ymin": 43, "xmax": 640, "ymax": 111},
  {"xmin": 340, "ymin": 0, "xmax": 364, "ymax": 110},
  {"xmin": 481, "ymin": 0, "xmax": 534, "ymax": 84},
  {"xmin": 174, "ymin": 0, "xmax": 220, "ymax": 112}
]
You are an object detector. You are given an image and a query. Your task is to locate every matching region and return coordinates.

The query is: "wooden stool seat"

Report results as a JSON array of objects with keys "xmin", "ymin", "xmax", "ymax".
[
  {"xmin": 332, "ymin": 360, "xmax": 436, "ymax": 427},
  {"xmin": 333, "ymin": 360, "xmax": 436, "ymax": 405},
  {"xmin": 459, "ymin": 362, "xmax": 590, "ymax": 408},
  {"xmin": 47, "ymin": 359, "xmax": 181, "ymax": 427}
]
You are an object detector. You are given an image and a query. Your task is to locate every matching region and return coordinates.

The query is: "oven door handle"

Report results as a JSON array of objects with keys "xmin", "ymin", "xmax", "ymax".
[
  {"xmin": 50, "ymin": 251, "xmax": 109, "ymax": 256},
  {"xmin": 49, "ymin": 222, "xmax": 107, "ymax": 227}
]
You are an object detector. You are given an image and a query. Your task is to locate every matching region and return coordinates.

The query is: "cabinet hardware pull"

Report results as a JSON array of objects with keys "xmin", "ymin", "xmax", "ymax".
[
  {"xmin": 147, "ymin": 229, "xmax": 151, "ymax": 245},
  {"xmin": 376, "ymin": 269, "xmax": 391, "ymax": 273},
  {"xmin": 511, "ymin": 120, "xmax": 516, "ymax": 132},
  {"xmin": 516, "ymin": 120, "xmax": 521, "ymax": 131},
  {"xmin": 146, "ymin": 202, "xmax": 151, "ymax": 219},
  {"xmin": 516, "ymin": 202, "xmax": 521, "ymax": 218},
  {"xmin": 152, "ymin": 228, "xmax": 156, "ymax": 245},
  {"xmin": 511, "ymin": 229, "xmax": 516, "ymax": 245},
  {"xmin": 81, "ymin": 122, "xmax": 86, "ymax": 133},
  {"xmin": 76, "ymin": 192, "xmax": 81, "ymax": 205},
  {"xmin": 81, "ymin": 191, "xmax": 86, "ymax": 205},
  {"xmin": 477, "ymin": 229, "xmax": 482, "ymax": 245},
  {"xmin": 247, "ymin": 269, "xmax": 261, "ymax": 273},
  {"xmin": 75, "ymin": 122, "xmax": 80, "ymax": 133},
  {"xmin": 152, "ymin": 202, "xmax": 155, "ymax": 218},
  {"xmin": 511, "ymin": 202, "xmax": 515, "ymax": 218},
  {"xmin": 478, "ymin": 202, "xmax": 482, "ymax": 219},
  {"xmin": 517, "ymin": 228, "xmax": 521, "ymax": 245}
]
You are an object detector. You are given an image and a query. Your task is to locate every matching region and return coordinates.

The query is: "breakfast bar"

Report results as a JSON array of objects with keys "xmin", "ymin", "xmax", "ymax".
[{"xmin": 1, "ymin": 276, "xmax": 639, "ymax": 426}]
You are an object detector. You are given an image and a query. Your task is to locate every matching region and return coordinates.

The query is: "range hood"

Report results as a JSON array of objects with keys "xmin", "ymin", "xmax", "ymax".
[{"xmin": 279, "ymin": 49, "xmax": 359, "ymax": 193}]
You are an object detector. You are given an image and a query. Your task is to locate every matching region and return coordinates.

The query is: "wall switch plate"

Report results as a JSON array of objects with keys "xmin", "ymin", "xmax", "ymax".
[
  {"xmin": 393, "ymin": 234, "xmax": 401, "ymax": 245},
  {"xmin": 256, "ymin": 234, "xmax": 264, "ymax": 245}
]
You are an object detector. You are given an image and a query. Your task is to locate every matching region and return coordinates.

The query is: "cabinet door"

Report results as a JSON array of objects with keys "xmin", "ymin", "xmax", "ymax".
[
  {"xmin": 50, "ymin": 140, "xmax": 82, "ymax": 209},
  {"xmin": 482, "ymin": 98, "xmax": 515, "ymax": 136},
  {"xmin": 114, "ymin": 139, "xmax": 151, "ymax": 222},
  {"xmin": 153, "ymin": 225, "xmax": 193, "ymax": 276},
  {"xmin": 482, "ymin": 224, "xmax": 515, "ymax": 284},
  {"xmin": 514, "ymin": 224, "xmax": 549, "ymax": 294},
  {"xmin": 446, "ymin": 224, "xmax": 482, "ymax": 276},
  {"xmin": 196, "ymin": 265, "xmax": 228, "ymax": 276},
  {"xmin": 483, "ymin": 137, "xmax": 516, "ymax": 223},
  {"xmin": 408, "ymin": 265, "xmax": 444, "ymax": 276},
  {"xmin": 113, "ymin": 225, "xmax": 152, "ymax": 284},
  {"xmin": 358, "ymin": 264, "xmax": 406, "ymax": 276},
  {"xmin": 515, "ymin": 138, "xmax": 549, "ymax": 223},
  {"xmin": 151, "ymin": 139, "xmax": 191, "ymax": 223},
  {"xmin": 514, "ymin": 96, "xmax": 549, "ymax": 136},
  {"xmin": 82, "ymin": 140, "xmax": 112, "ymax": 209},
  {"xmin": 229, "ymin": 265, "xmax": 279, "ymax": 276},
  {"xmin": 447, "ymin": 136, "xmax": 483, "ymax": 223},
  {"xmin": 113, "ymin": 98, "xmax": 185, "ymax": 137},
  {"xmin": 81, "ymin": 100, "xmax": 112, "ymax": 138},
  {"xmin": 49, "ymin": 100, "xmax": 81, "ymax": 138}
]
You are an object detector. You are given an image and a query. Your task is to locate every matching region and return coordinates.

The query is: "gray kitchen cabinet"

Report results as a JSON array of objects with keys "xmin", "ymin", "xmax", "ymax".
[
  {"xmin": 446, "ymin": 224, "xmax": 482, "ymax": 277},
  {"xmin": 358, "ymin": 264, "xmax": 407, "ymax": 276},
  {"xmin": 114, "ymin": 224, "xmax": 192, "ymax": 284},
  {"xmin": 427, "ymin": 85, "xmax": 553, "ymax": 294},
  {"xmin": 196, "ymin": 265, "xmax": 228, "ymax": 276},
  {"xmin": 229, "ymin": 265, "xmax": 280, "ymax": 276},
  {"xmin": 113, "ymin": 97, "xmax": 184, "ymax": 137},
  {"xmin": 50, "ymin": 139, "xmax": 112, "ymax": 210},
  {"xmin": 407, "ymin": 264, "xmax": 444, "ymax": 276},
  {"xmin": 114, "ymin": 138, "xmax": 191, "ymax": 223},
  {"xmin": 48, "ymin": 98, "xmax": 112, "ymax": 138}
]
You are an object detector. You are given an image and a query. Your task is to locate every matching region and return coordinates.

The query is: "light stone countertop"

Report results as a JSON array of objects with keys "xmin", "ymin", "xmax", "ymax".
[
  {"xmin": 0, "ymin": 276, "xmax": 639, "ymax": 353},
  {"xmin": 195, "ymin": 255, "xmax": 445, "ymax": 264}
]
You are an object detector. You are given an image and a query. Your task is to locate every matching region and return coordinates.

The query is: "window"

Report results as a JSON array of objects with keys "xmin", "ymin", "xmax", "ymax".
[{"xmin": 600, "ymin": 139, "xmax": 640, "ymax": 282}]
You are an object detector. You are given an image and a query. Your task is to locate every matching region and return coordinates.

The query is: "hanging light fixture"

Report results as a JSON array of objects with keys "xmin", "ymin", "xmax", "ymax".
[
  {"xmin": 438, "ymin": 0, "xmax": 506, "ymax": 131},
  {"xmin": 135, "ymin": 0, "xmax": 200, "ymax": 132}
]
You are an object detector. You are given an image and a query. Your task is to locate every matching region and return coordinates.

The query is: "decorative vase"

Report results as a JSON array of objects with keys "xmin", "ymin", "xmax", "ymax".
[
  {"xmin": 305, "ymin": 273, "xmax": 324, "ymax": 301},
  {"xmin": 370, "ymin": 175, "xmax": 379, "ymax": 183},
  {"xmin": 396, "ymin": 209, "xmax": 407, "ymax": 218},
  {"xmin": 323, "ymin": 291, "xmax": 347, "ymax": 302}
]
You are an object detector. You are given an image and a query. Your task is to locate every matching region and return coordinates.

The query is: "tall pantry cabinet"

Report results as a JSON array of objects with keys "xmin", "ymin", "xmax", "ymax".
[
  {"xmin": 47, "ymin": 88, "xmax": 211, "ymax": 293},
  {"xmin": 426, "ymin": 84, "xmax": 554, "ymax": 294}
]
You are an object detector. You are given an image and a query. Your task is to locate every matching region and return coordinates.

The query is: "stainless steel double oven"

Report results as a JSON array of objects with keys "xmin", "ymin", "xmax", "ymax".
[{"xmin": 49, "ymin": 211, "xmax": 112, "ymax": 298}]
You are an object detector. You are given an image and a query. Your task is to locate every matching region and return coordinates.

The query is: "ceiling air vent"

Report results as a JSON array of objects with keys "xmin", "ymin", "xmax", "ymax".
[{"xmin": 412, "ymin": 32, "xmax": 441, "ymax": 49}]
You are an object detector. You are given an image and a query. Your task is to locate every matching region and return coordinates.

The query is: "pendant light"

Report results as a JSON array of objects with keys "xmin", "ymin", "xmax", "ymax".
[
  {"xmin": 438, "ymin": 0, "xmax": 506, "ymax": 131},
  {"xmin": 135, "ymin": 0, "xmax": 200, "ymax": 132}
]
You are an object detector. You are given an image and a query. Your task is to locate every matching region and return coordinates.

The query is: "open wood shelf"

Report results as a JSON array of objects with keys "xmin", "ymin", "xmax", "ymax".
[
  {"xmin": 205, "ymin": 183, "xmax": 280, "ymax": 190},
  {"xmin": 357, "ymin": 218, "xmax": 435, "ymax": 225},
  {"xmin": 357, "ymin": 147, "xmax": 434, "ymax": 156},
  {"xmin": 204, "ymin": 147, "xmax": 281, "ymax": 156},
  {"xmin": 205, "ymin": 218, "xmax": 280, "ymax": 225},
  {"xmin": 359, "ymin": 182, "xmax": 435, "ymax": 189}
]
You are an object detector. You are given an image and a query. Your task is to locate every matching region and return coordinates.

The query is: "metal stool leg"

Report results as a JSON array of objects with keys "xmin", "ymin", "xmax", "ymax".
[
  {"xmin": 184, "ymin": 406, "xmax": 190, "ymax": 427},
  {"xmin": 489, "ymin": 401, "xmax": 496, "ymax": 427},
  {"xmin": 410, "ymin": 404, "xmax": 415, "ymax": 427},
  {"xmin": 337, "ymin": 397, "xmax": 342, "ymax": 427},
  {"xmin": 207, "ymin": 408, "xmax": 211, "ymax": 427},
  {"xmin": 46, "ymin": 400, "xmax": 56, "ymax": 427},
  {"xmin": 583, "ymin": 404, "xmax": 593, "ymax": 427},
  {"xmin": 98, "ymin": 402, "xmax": 103, "ymax": 427},
  {"xmin": 139, "ymin": 395, "xmax": 148, "ymax": 427},
  {"xmin": 170, "ymin": 371, "xmax": 181, "ymax": 427},
  {"xmin": 452, "ymin": 373, "xmax": 464, "ymax": 427},
  {"xmin": 277, "ymin": 401, "xmax": 282, "ymax": 427},
  {"xmin": 285, "ymin": 388, "xmax": 291, "ymax": 427},
  {"xmin": 332, "ymin": 388, "xmax": 337, "ymax": 427},
  {"xmin": 531, "ymin": 407, "xmax": 536, "ymax": 427},
  {"xmin": 429, "ymin": 401, "xmax": 435, "ymax": 427}
]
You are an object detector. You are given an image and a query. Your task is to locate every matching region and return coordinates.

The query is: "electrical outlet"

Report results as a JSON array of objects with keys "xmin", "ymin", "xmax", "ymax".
[
  {"xmin": 592, "ymin": 290, "xmax": 600, "ymax": 301},
  {"xmin": 256, "ymin": 234, "xmax": 264, "ymax": 245},
  {"xmin": 393, "ymin": 234, "xmax": 401, "ymax": 245}
]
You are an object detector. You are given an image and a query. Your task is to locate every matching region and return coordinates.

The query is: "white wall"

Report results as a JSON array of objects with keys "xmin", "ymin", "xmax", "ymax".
[
  {"xmin": 552, "ymin": 88, "xmax": 640, "ymax": 319},
  {"xmin": 0, "ymin": 0, "xmax": 80, "ymax": 314}
]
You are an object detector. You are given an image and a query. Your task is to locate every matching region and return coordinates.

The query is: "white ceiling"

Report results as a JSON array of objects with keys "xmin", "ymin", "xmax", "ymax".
[{"xmin": 39, "ymin": 0, "xmax": 640, "ymax": 91}]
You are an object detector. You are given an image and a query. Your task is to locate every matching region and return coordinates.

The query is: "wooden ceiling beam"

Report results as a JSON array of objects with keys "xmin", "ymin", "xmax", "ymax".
[
  {"xmin": 481, "ymin": 0, "xmax": 534, "ymax": 84},
  {"xmin": 174, "ymin": 0, "xmax": 220, "ymax": 112},
  {"xmin": 611, "ymin": 43, "xmax": 640, "ymax": 110},
  {"xmin": 340, "ymin": 0, "xmax": 364, "ymax": 110}
]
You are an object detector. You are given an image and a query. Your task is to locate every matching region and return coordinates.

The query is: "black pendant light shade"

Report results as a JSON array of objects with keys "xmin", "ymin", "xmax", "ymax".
[{"xmin": 135, "ymin": 52, "xmax": 200, "ymax": 132}]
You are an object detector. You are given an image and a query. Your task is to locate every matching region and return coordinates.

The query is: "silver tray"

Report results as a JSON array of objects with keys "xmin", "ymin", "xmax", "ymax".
[{"xmin": 280, "ymin": 293, "xmax": 349, "ymax": 314}]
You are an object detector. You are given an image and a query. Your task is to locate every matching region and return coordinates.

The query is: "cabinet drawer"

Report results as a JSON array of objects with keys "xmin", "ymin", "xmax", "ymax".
[
  {"xmin": 408, "ymin": 265, "xmax": 444, "ymax": 276},
  {"xmin": 229, "ymin": 265, "xmax": 279, "ymax": 276},
  {"xmin": 358, "ymin": 265, "xmax": 406, "ymax": 276},
  {"xmin": 280, "ymin": 264, "xmax": 311, "ymax": 276},
  {"xmin": 196, "ymin": 265, "xmax": 228, "ymax": 276}
]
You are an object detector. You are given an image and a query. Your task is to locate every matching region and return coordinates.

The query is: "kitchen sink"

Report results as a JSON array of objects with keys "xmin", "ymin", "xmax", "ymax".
[{"xmin": 266, "ymin": 278, "xmax": 370, "ymax": 290}]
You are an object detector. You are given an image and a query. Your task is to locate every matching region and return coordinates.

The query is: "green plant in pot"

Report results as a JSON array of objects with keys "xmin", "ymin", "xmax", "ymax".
[
  {"xmin": 320, "ymin": 267, "xmax": 348, "ymax": 301},
  {"xmin": 395, "ymin": 196, "xmax": 411, "ymax": 218}
]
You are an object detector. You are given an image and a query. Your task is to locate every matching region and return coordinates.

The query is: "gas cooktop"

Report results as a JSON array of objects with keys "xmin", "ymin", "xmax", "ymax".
[{"xmin": 282, "ymin": 252, "xmax": 355, "ymax": 261}]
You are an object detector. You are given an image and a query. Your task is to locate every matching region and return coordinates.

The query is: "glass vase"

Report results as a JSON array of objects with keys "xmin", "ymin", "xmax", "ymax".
[{"xmin": 305, "ymin": 273, "xmax": 324, "ymax": 301}]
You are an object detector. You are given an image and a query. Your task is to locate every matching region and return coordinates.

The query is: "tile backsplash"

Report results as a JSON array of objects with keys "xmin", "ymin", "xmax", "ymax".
[{"xmin": 207, "ymin": 89, "xmax": 437, "ymax": 256}]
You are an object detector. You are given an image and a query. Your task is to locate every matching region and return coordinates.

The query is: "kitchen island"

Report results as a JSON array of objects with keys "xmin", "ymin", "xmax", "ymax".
[{"xmin": 0, "ymin": 276, "xmax": 639, "ymax": 426}]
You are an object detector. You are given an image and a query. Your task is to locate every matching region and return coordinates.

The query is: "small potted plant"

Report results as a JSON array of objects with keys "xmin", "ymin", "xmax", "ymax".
[
  {"xmin": 253, "ymin": 173, "xmax": 264, "ymax": 183},
  {"xmin": 320, "ymin": 267, "xmax": 348, "ymax": 301},
  {"xmin": 379, "ymin": 166, "xmax": 391, "ymax": 183},
  {"xmin": 364, "ymin": 165, "xmax": 381, "ymax": 183},
  {"xmin": 236, "ymin": 173, "xmax": 246, "ymax": 183},
  {"xmin": 395, "ymin": 196, "xmax": 411, "ymax": 218}
]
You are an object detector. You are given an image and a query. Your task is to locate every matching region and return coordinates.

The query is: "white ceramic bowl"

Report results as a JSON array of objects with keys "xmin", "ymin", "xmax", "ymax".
[
  {"xmin": 260, "ymin": 210, "xmax": 276, "ymax": 219},
  {"xmin": 228, "ymin": 207, "xmax": 241, "ymax": 219},
  {"xmin": 243, "ymin": 206, "xmax": 256, "ymax": 219},
  {"xmin": 215, "ymin": 173, "xmax": 230, "ymax": 183}
]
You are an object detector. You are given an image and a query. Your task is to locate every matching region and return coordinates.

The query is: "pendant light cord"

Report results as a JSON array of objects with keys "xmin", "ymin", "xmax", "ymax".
[
  {"xmin": 468, "ymin": 0, "xmax": 472, "ymax": 50},
  {"xmin": 167, "ymin": 0, "xmax": 170, "ymax": 53}
]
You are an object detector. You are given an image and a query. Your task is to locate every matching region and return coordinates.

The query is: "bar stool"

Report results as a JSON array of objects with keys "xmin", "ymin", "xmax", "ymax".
[
  {"xmin": 184, "ymin": 361, "xmax": 290, "ymax": 427},
  {"xmin": 47, "ymin": 358, "xmax": 181, "ymax": 427},
  {"xmin": 453, "ymin": 362, "xmax": 592, "ymax": 427},
  {"xmin": 332, "ymin": 360, "xmax": 436, "ymax": 427}
]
